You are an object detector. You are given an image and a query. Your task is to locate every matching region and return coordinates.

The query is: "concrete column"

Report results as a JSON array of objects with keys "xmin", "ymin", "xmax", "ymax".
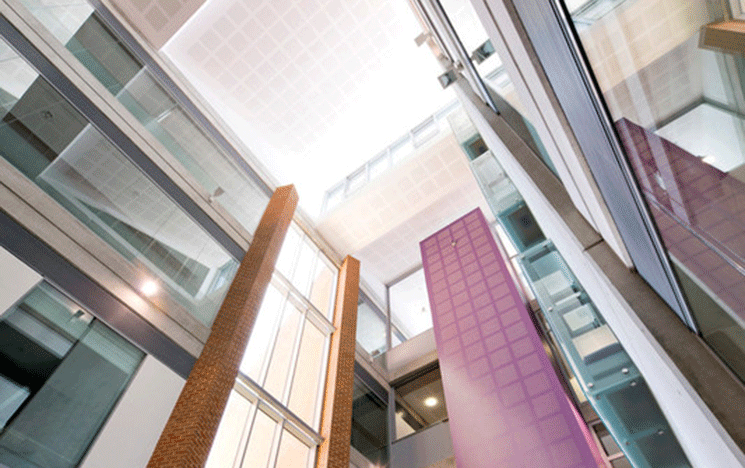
[
  {"xmin": 316, "ymin": 256, "xmax": 360, "ymax": 468},
  {"xmin": 147, "ymin": 185, "xmax": 297, "ymax": 468}
]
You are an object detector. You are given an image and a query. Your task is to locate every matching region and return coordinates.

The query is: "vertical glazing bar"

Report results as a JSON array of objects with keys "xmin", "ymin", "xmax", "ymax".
[{"xmin": 147, "ymin": 185, "xmax": 298, "ymax": 468}]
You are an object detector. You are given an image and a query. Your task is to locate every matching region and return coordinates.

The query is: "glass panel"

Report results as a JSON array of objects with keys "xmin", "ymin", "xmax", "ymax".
[
  {"xmin": 274, "ymin": 430, "xmax": 311, "ymax": 468},
  {"xmin": 21, "ymin": 2, "xmax": 271, "ymax": 234},
  {"xmin": 393, "ymin": 366, "xmax": 448, "ymax": 440},
  {"xmin": 205, "ymin": 390, "xmax": 253, "ymax": 468},
  {"xmin": 356, "ymin": 299, "xmax": 387, "ymax": 356},
  {"xmin": 346, "ymin": 168, "xmax": 367, "ymax": 195},
  {"xmin": 240, "ymin": 408, "xmax": 277, "ymax": 468},
  {"xmin": 468, "ymin": 136, "xmax": 690, "ymax": 466},
  {"xmin": 351, "ymin": 377, "xmax": 388, "ymax": 466},
  {"xmin": 240, "ymin": 285, "xmax": 283, "ymax": 381},
  {"xmin": 389, "ymin": 268, "xmax": 433, "ymax": 341},
  {"xmin": 389, "ymin": 137, "xmax": 414, "ymax": 164},
  {"xmin": 0, "ymin": 282, "xmax": 143, "ymax": 468},
  {"xmin": 369, "ymin": 152, "xmax": 391, "ymax": 179},
  {"xmin": 288, "ymin": 321, "xmax": 327, "ymax": 426},
  {"xmin": 292, "ymin": 240, "xmax": 316, "ymax": 296},
  {"xmin": 324, "ymin": 184, "xmax": 345, "ymax": 212},
  {"xmin": 262, "ymin": 302, "xmax": 302, "ymax": 400},
  {"xmin": 308, "ymin": 257, "xmax": 336, "ymax": 319},
  {"xmin": 0, "ymin": 38, "xmax": 238, "ymax": 326},
  {"xmin": 563, "ymin": 0, "xmax": 745, "ymax": 384},
  {"xmin": 594, "ymin": 423, "xmax": 621, "ymax": 455},
  {"xmin": 611, "ymin": 459, "xmax": 633, "ymax": 468},
  {"xmin": 276, "ymin": 225, "xmax": 301, "ymax": 280}
]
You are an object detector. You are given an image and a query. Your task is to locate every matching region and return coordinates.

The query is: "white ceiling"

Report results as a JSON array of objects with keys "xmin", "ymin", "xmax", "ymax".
[
  {"xmin": 162, "ymin": 0, "xmax": 455, "ymax": 215},
  {"xmin": 316, "ymin": 131, "xmax": 494, "ymax": 285},
  {"xmin": 109, "ymin": 0, "xmax": 494, "ymax": 291}
]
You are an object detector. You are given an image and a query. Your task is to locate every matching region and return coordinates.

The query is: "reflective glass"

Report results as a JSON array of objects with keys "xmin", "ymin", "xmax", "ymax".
[
  {"xmin": 240, "ymin": 285, "xmax": 283, "ymax": 381},
  {"xmin": 346, "ymin": 168, "xmax": 367, "ymax": 195},
  {"xmin": 240, "ymin": 409, "xmax": 277, "ymax": 468},
  {"xmin": 262, "ymin": 302, "xmax": 302, "ymax": 400},
  {"xmin": 205, "ymin": 390, "xmax": 253, "ymax": 468},
  {"xmin": 356, "ymin": 299, "xmax": 387, "ymax": 356},
  {"xmin": 308, "ymin": 257, "xmax": 336, "ymax": 319},
  {"xmin": 0, "ymin": 282, "xmax": 143, "ymax": 468},
  {"xmin": 351, "ymin": 377, "xmax": 388, "ymax": 466},
  {"xmin": 393, "ymin": 365, "xmax": 448, "ymax": 440},
  {"xmin": 564, "ymin": 0, "xmax": 745, "ymax": 383},
  {"xmin": 389, "ymin": 268, "xmax": 434, "ymax": 341},
  {"xmin": 0, "ymin": 39, "xmax": 237, "ymax": 326},
  {"xmin": 369, "ymin": 152, "xmax": 391, "ymax": 179},
  {"xmin": 274, "ymin": 430, "xmax": 311, "ymax": 468},
  {"xmin": 276, "ymin": 225, "xmax": 302, "ymax": 280},
  {"xmin": 292, "ymin": 240, "xmax": 316, "ymax": 295},
  {"xmin": 288, "ymin": 321, "xmax": 327, "ymax": 427},
  {"xmin": 21, "ymin": 0, "xmax": 270, "ymax": 234}
]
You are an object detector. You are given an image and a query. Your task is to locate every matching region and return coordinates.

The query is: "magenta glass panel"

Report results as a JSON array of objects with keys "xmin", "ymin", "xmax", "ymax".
[{"xmin": 420, "ymin": 208, "xmax": 596, "ymax": 468}]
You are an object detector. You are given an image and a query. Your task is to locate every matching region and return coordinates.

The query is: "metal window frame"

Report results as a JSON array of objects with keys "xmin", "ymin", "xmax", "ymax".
[
  {"xmin": 87, "ymin": 0, "xmax": 273, "ymax": 199},
  {"xmin": 0, "ymin": 14, "xmax": 245, "ymax": 261},
  {"xmin": 0, "ymin": 208, "xmax": 196, "ymax": 378},
  {"xmin": 501, "ymin": 0, "xmax": 696, "ymax": 329}
]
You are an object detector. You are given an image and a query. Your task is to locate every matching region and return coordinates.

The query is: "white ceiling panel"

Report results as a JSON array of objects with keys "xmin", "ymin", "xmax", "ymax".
[{"xmin": 162, "ymin": 0, "xmax": 454, "ymax": 215}]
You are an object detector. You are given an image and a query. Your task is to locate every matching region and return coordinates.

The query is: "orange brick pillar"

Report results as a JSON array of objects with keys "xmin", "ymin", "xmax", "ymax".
[
  {"xmin": 316, "ymin": 256, "xmax": 360, "ymax": 468},
  {"xmin": 147, "ymin": 185, "xmax": 298, "ymax": 468}
]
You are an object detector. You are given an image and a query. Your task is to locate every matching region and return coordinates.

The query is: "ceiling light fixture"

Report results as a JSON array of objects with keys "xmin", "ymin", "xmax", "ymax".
[
  {"xmin": 141, "ymin": 280, "xmax": 158, "ymax": 297},
  {"xmin": 424, "ymin": 396, "xmax": 438, "ymax": 407}
]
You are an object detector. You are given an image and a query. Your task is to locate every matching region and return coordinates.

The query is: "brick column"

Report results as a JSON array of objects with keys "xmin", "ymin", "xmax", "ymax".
[
  {"xmin": 147, "ymin": 185, "xmax": 297, "ymax": 468},
  {"xmin": 316, "ymin": 256, "xmax": 360, "ymax": 468}
]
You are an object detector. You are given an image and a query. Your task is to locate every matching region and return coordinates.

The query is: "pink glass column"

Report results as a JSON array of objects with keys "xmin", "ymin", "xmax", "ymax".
[{"xmin": 420, "ymin": 208, "xmax": 597, "ymax": 468}]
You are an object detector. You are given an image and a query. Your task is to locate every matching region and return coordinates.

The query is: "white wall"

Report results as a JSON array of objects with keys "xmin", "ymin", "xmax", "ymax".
[
  {"xmin": 0, "ymin": 245, "xmax": 41, "ymax": 316},
  {"xmin": 80, "ymin": 355, "xmax": 185, "ymax": 468}
]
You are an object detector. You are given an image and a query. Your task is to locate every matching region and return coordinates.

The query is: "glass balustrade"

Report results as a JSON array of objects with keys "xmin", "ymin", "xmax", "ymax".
[
  {"xmin": 561, "ymin": 0, "xmax": 745, "ymax": 384},
  {"xmin": 20, "ymin": 0, "xmax": 270, "ymax": 235},
  {"xmin": 468, "ymin": 143, "xmax": 690, "ymax": 467},
  {"xmin": 0, "ymin": 37, "xmax": 237, "ymax": 326}
]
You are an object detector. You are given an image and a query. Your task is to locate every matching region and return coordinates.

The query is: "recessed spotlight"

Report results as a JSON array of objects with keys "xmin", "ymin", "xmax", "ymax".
[
  {"xmin": 424, "ymin": 396, "xmax": 438, "ymax": 407},
  {"xmin": 141, "ymin": 280, "xmax": 158, "ymax": 297}
]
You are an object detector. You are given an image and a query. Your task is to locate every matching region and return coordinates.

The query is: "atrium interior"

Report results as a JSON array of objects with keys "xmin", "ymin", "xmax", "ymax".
[{"xmin": 0, "ymin": 0, "xmax": 745, "ymax": 467}]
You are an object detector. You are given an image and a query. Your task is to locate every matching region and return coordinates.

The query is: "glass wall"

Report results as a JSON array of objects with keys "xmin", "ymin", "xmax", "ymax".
[
  {"xmin": 455, "ymin": 82, "xmax": 691, "ymax": 466},
  {"xmin": 0, "ymin": 36, "xmax": 237, "ymax": 326},
  {"xmin": 0, "ymin": 281, "xmax": 143, "ymax": 467},
  {"xmin": 19, "ymin": 0, "xmax": 271, "ymax": 234},
  {"xmin": 275, "ymin": 223, "xmax": 338, "ymax": 321},
  {"xmin": 356, "ymin": 293, "xmax": 389, "ymax": 356},
  {"xmin": 392, "ymin": 364, "xmax": 447, "ymax": 440},
  {"xmin": 351, "ymin": 376, "xmax": 389, "ymax": 466},
  {"xmin": 389, "ymin": 268, "xmax": 434, "ymax": 341},
  {"xmin": 562, "ymin": 0, "xmax": 745, "ymax": 383},
  {"xmin": 207, "ymin": 386, "xmax": 316, "ymax": 468},
  {"xmin": 208, "ymin": 224, "xmax": 337, "ymax": 467},
  {"xmin": 238, "ymin": 276, "xmax": 332, "ymax": 429}
]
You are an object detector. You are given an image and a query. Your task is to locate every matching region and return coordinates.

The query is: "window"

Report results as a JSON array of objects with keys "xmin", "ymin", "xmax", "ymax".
[
  {"xmin": 211, "ymin": 223, "xmax": 338, "ymax": 467},
  {"xmin": 19, "ymin": 2, "xmax": 271, "ymax": 234},
  {"xmin": 0, "ymin": 282, "xmax": 143, "ymax": 467},
  {"xmin": 0, "ymin": 36, "xmax": 238, "ymax": 326}
]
